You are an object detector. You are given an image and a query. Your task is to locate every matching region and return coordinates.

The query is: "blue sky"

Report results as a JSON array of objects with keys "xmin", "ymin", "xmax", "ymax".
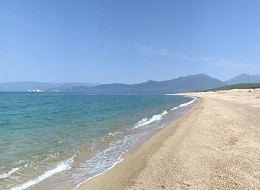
[{"xmin": 1, "ymin": 0, "xmax": 260, "ymax": 83}]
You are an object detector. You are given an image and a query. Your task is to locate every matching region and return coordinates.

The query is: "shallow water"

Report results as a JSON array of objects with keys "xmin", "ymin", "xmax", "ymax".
[{"xmin": 0, "ymin": 92, "xmax": 195, "ymax": 190}]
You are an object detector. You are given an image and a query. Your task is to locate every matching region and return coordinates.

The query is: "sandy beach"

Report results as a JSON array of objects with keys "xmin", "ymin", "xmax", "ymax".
[{"xmin": 78, "ymin": 89, "xmax": 260, "ymax": 190}]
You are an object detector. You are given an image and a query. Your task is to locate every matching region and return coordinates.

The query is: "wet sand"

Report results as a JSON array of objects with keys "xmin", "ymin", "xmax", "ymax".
[{"xmin": 78, "ymin": 89, "xmax": 260, "ymax": 190}]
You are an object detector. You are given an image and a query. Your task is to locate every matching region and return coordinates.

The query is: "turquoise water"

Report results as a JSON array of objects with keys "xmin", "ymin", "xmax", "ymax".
[{"xmin": 0, "ymin": 92, "xmax": 195, "ymax": 190}]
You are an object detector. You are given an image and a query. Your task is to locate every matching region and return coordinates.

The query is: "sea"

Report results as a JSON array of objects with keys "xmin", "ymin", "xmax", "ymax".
[{"xmin": 0, "ymin": 92, "xmax": 196, "ymax": 190}]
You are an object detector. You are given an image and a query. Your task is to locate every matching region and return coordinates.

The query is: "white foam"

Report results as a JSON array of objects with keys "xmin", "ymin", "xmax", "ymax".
[
  {"xmin": 134, "ymin": 110, "xmax": 168, "ymax": 129},
  {"xmin": 171, "ymin": 106, "xmax": 179, "ymax": 110},
  {"xmin": 11, "ymin": 156, "xmax": 75, "ymax": 190},
  {"xmin": 108, "ymin": 132, "xmax": 116, "ymax": 136},
  {"xmin": 71, "ymin": 134, "xmax": 142, "ymax": 190},
  {"xmin": 0, "ymin": 168, "xmax": 19, "ymax": 179},
  {"xmin": 171, "ymin": 99, "xmax": 196, "ymax": 110},
  {"xmin": 72, "ymin": 156, "xmax": 123, "ymax": 190},
  {"xmin": 161, "ymin": 110, "xmax": 168, "ymax": 115},
  {"xmin": 179, "ymin": 99, "xmax": 196, "ymax": 107}
]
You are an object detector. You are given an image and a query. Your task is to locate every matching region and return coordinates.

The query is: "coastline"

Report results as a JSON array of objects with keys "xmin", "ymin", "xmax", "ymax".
[
  {"xmin": 73, "ymin": 97, "xmax": 197, "ymax": 190},
  {"xmin": 77, "ymin": 89, "xmax": 260, "ymax": 190},
  {"xmin": 77, "ymin": 98, "xmax": 200, "ymax": 190}
]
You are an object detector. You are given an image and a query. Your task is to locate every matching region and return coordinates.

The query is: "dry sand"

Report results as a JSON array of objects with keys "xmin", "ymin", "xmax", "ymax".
[{"xmin": 78, "ymin": 89, "xmax": 260, "ymax": 190}]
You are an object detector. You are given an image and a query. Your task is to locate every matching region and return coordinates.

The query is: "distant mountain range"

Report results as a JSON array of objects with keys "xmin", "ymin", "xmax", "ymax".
[
  {"xmin": 1, "ymin": 73, "xmax": 259, "ymax": 94},
  {"xmin": 64, "ymin": 74, "xmax": 226, "ymax": 94},
  {"xmin": 225, "ymin": 74, "xmax": 260, "ymax": 85}
]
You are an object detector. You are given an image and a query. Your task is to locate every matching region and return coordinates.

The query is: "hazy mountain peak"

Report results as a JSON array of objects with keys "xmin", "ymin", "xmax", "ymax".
[
  {"xmin": 146, "ymin": 80, "xmax": 157, "ymax": 83},
  {"xmin": 226, "ymin": 74, "xmax": 260, "ymax": 85}
]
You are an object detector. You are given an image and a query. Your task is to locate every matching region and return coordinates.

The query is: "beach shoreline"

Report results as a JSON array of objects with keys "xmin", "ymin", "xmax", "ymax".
[
  {"xmin": 77, "ymin": 89, "xmax": 260, "ymax": 190},
  {"xmin": 72, "ymin": 97, "xmax": 197, "ymax": 190},
  {"xmin": 77, "ymin": 97, "xmax": 200, "ymax": 190}
]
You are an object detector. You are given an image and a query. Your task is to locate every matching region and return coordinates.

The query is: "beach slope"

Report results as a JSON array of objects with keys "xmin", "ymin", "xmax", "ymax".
[{"xmin": 78, "ymin": 89, "xmax": 260, "ymax": 190}]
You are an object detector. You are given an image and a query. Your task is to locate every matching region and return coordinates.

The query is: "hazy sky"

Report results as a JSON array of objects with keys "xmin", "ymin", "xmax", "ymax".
[{"xmin": 1, "ymin": 0, "xmax": 260, "ymax": 83}]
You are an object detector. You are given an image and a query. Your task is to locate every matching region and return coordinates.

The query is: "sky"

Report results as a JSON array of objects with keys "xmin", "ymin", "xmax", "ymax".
[{"xmin": 1, "ymin": 0, "xmax": 260, "ymax": 84}]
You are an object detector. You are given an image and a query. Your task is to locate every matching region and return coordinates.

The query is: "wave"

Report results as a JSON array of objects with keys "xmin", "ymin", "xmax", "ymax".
[
  {"xmin": 134, "ymin": 98, "xmax": 197, "ymax": 129},
  {"xmin": 133, "ymin": 110, "xmax": 168, "ymax": 129},
  {"xmin": 72, "ymin": 157, "xmax": 123, "ymax": 190},
  {"xmin": 171, "ymin": 98, "xmax": 196, "ymax": 110},
  {"xmin": 0, "ymin": 167, "xmax": 19, "ymax": 179},
  {"xmin": 179, "ymin": 99, "xmax": 196, "ymax": 107},
  {"xmin": 72, "ymin": 134, "xmax": 141, "ymax": 190},
  {"xmin": 11, "ymin": 155, "xmax": 75, "ymax": 190}
]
